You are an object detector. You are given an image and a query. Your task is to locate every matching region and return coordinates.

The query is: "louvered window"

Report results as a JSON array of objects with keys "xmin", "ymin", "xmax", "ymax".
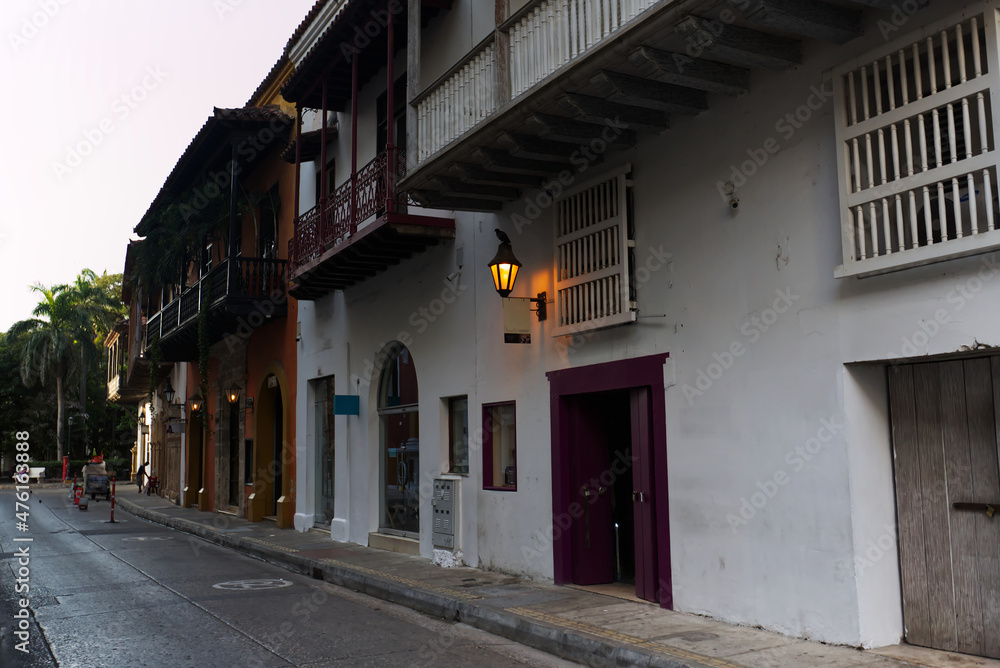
[
  {"xmin": 553, "ymin": 165, "xmax": 636, "ymax": 336},
  {"xmin": 834, "ymin": 3, "xmax": 1000, "ymax": 278}
]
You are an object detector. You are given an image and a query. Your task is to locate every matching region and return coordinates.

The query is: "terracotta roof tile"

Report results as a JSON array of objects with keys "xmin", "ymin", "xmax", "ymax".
[{"xmin": 284, "ymin": 0, "xmax": 331, "ymax": 54}]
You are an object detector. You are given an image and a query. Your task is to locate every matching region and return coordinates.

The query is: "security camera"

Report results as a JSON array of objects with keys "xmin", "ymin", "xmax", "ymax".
[{"xmin": 729, "ymin": 197, "xmax": 740, "ymax": 210}]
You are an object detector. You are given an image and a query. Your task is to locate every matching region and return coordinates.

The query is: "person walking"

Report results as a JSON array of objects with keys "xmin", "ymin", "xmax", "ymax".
[{"xmin": 137, "ymin": 461, "xmax": 148, "ymax": 492}]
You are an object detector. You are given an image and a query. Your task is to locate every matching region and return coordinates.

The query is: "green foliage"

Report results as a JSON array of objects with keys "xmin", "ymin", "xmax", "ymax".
[
  {"xmin": 131, "ymin": 181, "xmax": 230, "ymax": 294},
  {"xmin": 2, "ymin": 269, "xmax": 128, "ymax": 463}
]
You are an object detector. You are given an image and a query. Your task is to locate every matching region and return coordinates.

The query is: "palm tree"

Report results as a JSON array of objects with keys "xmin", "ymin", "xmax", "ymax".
[
  {"xmin": 69, "ymin": 269, "xmax": 127, "ymax": 452},
  {"xmin": 10, "ymin": 284, "xmax": 89, "ymax": 461},
  {"xmin": 10, "ymin": 271, "xmax": 119, "ymax": 462}
]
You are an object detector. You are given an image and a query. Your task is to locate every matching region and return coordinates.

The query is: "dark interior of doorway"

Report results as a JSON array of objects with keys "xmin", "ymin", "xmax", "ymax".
[{"xmin": 574, "ymin": 390, "xmax": 636, "ymax": 587}]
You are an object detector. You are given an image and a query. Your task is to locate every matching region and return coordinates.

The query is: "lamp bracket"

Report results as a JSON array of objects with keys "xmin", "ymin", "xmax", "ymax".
[{"xmin": 510, "ymin": 292, "xmax": 547, "ymax": 322}]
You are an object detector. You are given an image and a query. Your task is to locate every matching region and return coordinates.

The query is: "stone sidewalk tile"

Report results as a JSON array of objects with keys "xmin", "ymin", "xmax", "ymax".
[{"xmin": 111, "ymin": 492, "xmax": 996, "ymax": 668}]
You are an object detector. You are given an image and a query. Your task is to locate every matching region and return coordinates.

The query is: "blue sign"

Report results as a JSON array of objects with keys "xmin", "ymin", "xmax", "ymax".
[{"xmin": 333, "ymin": 395, "xmax": 360, "ymax": 415}]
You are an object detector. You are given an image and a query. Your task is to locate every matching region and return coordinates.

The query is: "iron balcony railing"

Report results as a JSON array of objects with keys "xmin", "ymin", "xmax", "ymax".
[
  {"xmin": 145, "ymin": 257, "xmax": 287, "ymax": 345},
  {"xmin": 289, "ymin": 147, "xmax": 407, "ymax": 273}
]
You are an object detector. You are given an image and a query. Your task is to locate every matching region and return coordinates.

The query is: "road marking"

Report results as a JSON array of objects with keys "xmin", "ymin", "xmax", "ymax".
[
  {"xmin": 213, "ymin": 578, "xmax": 293, "ymax": 591},
  {"xmin": 122, "ymin": 536, "xmax": 173, "ymax": 542}
]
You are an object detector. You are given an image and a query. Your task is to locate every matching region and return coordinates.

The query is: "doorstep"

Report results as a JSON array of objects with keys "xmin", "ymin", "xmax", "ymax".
[{"xmin": 368, "ymin": 532, "xmax": 420, "ymax": 556}]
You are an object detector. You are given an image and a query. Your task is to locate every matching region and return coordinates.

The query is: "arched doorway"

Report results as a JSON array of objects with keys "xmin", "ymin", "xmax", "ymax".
[
  {"xmin": 378, "ymin": 344, "xmax": 419, "ymax": 537},
  {"xmin": 255, "ymin": 374, "xmax": 286, "ymax": 518}
]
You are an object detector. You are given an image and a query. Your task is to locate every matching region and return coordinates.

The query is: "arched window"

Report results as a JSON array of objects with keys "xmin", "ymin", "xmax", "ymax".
[{"xmin": 378, "ymin": 344, "xmax": 419, "ymax": 536}]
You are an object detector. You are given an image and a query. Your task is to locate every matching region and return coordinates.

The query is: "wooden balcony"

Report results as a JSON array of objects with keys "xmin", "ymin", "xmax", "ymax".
[
  {"xmin": 288, "ymin": 147, "xmax": 455, "ymax": 300},
  {"xmin": 401, "ymin": 0, "xmax": 895, "ymax": 210},
  {"xmin": 144, "ymin": 257, "xmax": 287, "ymax": 361}
]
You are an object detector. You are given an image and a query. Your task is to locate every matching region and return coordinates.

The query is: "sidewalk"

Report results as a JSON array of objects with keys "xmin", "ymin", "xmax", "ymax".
[{"xmin": 113, "ymin": 491, "xmax": 998, "ymax": 668}]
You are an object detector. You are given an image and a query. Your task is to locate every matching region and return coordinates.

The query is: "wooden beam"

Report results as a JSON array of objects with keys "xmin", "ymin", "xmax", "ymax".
[
  {"xmin": 497, "ymin": 132, "xmax": 587, "ymax": 161},
  {"xmin": 674, "ymin": 16, "xmax": 801, "ymax": 70},
  {"xmin": 589, "ymin": 71, "xmax": 707, "ymax": 115},
  {"xmin": 526, "ymin": 114, "xmax": 636, "ymax": 150},
  {"xmin": 426, "ymin": 176, "xmax": 519, "ymax": 201},
  {"xmin": 743, "ymin": 0, "xmax": 862, "ymax": 45},
  {"xmin": 473, "ymin": 147, "xmax": 571, "ymax": 176},
  {"xmin": 629, "ymin": 46, "xmax": 749, "ymax": 95},
  {"xmin": 450, "ymin": 163, "xmax": 542, "ymax": 188},
  {"xmin": 559, "ymin": 93, "xmax": 670, "ymax": 132}
]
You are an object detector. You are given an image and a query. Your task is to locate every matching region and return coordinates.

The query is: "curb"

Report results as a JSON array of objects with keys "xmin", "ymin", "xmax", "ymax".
[{"xmin": 116, "ymin": 498, "xmax": 706, "ymax": 668}]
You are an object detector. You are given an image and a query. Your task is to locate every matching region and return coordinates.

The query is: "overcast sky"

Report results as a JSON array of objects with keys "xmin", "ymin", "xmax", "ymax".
[{"xmin": 0, "ymin": 0, "xmax": 317, "ymax": 331}]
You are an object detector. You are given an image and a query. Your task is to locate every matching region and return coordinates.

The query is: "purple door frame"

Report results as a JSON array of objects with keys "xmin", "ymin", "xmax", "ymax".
[{"xmin": 546, "ymin": 352, "xmax": 672, "ymax": 609}]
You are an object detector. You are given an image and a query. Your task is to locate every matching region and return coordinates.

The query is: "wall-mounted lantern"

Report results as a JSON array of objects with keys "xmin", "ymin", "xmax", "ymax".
[
  {"xmin": 225, "ymin": 386, "xmax": 241, "ymax": 405},
  {"xmin": 488, "ymin": 229, "xmax": 546, "ymax": 321}
]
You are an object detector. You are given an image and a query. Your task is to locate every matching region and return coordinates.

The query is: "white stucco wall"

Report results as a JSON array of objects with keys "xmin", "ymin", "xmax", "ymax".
[{"xmin": 292, "ymin": 0, "xmax": 999, "ymax": 650}]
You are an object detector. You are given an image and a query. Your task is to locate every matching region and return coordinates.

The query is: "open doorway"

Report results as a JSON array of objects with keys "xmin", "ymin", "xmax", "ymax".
[
  {"xmin": 567, "ymin": 391, "xmax": 636, "ymax": 588},
  {"xmin": 548, "ymin": 354, "xmax": 670, "ymax": 607}
]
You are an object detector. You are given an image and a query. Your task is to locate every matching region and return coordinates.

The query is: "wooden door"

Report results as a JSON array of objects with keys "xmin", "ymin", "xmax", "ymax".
[
  {"xmin": 568, "ymin": 395, "xmax": 616, "ymax": 585},
  {"xmin": 889, "ymin": 358, "xmax": 1000, "ymax": 659},
  {"xmin": 630, "ymin": 387, "xmax": 659, "ymax": 603}
]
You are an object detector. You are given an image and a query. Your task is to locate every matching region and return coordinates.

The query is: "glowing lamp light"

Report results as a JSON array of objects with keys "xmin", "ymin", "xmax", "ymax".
[{"xmin": 488, "ymin": 241, "xmax": 522, "ymax": 298}]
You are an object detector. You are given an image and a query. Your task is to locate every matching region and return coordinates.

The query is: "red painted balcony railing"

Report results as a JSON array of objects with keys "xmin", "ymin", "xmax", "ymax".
[{"xmin": 289, "ymin": 147, "xmax": 407, "ymax": 272}]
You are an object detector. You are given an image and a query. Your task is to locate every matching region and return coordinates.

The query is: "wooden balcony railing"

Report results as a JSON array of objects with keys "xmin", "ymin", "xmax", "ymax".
[
  {"xmin": 290, "ymin": 147, "xmax": 407, "ymax": 273},
  {"xmin": 414, "ymin": 0, "xmax": 660, "ymax": 163},
  {"xmin": 145, "ymin": 257, "xmax": 287, "ymax": 346}
]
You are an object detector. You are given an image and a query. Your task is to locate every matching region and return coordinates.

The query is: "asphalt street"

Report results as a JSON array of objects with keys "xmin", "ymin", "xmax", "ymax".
[{"xmin": 0, "ymin": 487, "xmax": 579, "ymax": 668}]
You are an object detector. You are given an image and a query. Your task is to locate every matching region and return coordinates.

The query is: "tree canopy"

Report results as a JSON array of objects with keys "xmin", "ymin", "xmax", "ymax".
[{"xmin": 2, "ymin": 269, "xmax": 127, "ymax": 465}]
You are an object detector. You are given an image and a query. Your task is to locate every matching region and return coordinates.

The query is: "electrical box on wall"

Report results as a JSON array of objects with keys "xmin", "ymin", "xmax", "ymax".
[{"xmin": 432, "ymin": 478, "xmax": 457, "ymax": 549}]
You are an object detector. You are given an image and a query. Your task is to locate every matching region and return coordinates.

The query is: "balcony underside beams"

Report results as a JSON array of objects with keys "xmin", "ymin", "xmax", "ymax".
[
  {"xmin": 743, "ymin": 0, "xmax": 863, "ymax": 45},
  {"xmin": 674, "ymin": 16, "xmax": 802, "ymax": 70},
  {"xmin": 288, "ymin": 213, "xmax": 456, "ymax": 300},
  {"xmin": 589, "ymin": 71, "xmax": 709, "ymax": 114},
  {"xmin": 401, "ymin": 0, "xmax": 922, "ymax": 214},
  {"xmin": 628, "ymin": 46, "xmax": 750, "ymax": 96},
  {"xmin": 557, "ymin": 93, "xmax": 671, "ymax": 133}
]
